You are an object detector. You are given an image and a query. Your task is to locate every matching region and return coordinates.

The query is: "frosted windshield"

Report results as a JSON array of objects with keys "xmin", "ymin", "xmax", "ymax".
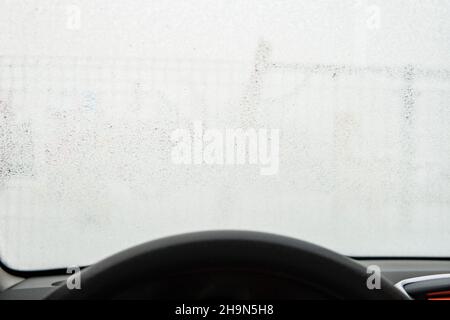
[{"xmin": 1, "ymin": 0, "xmax": 450, "ymax": 270}]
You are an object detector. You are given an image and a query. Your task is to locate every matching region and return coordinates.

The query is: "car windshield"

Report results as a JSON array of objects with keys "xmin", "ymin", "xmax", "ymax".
[{"xmin": 1, "ymin": 0, "xmax": 450, "ymax": 271}]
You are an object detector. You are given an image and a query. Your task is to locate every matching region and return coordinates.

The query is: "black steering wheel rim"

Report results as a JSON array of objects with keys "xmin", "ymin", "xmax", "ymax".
[{"xmin": 47, "ymin": 231, "xmax": 407, "ymax": 300}]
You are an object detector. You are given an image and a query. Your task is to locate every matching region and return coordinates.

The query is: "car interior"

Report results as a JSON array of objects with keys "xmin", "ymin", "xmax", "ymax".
[
  {"xmin": 1, "ymin": 0, "xmax": 450, "ymax": 301},
  {"xmin": 1, "ymin": 231, "xmax": 450, "ymax": 300}
]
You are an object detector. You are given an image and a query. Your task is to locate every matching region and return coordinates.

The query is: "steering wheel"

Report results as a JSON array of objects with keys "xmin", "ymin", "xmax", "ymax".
[{"xmin": 47, "ymin": 231, "xmax": 406, "ymax": 300}]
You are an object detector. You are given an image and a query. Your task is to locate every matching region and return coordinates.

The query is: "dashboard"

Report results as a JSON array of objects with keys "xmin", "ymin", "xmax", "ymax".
[{"xmin": 2, "ymin": 260, "xmax": 450, "ymax": 300}]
